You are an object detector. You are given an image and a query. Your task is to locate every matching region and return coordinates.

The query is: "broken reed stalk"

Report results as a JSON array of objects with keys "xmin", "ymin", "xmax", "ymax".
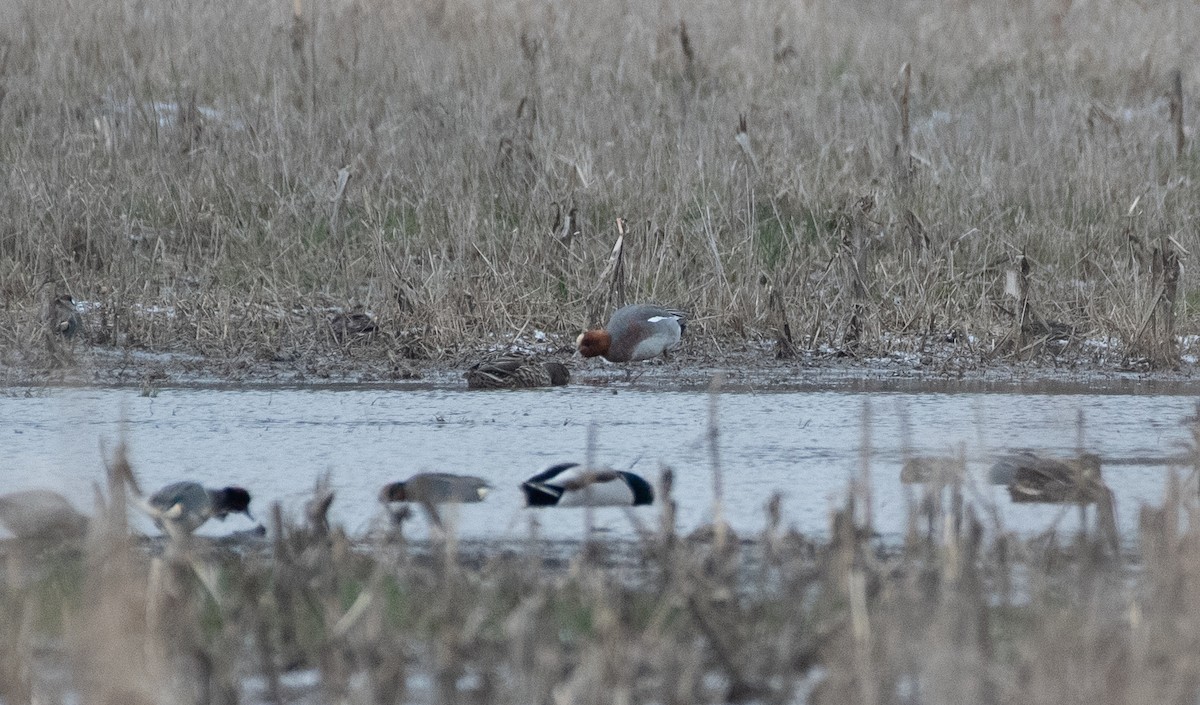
[
  {"xmin": 894, "ymin": 62, "xmax": 913, "ymax": 192},
  {"xmin": 841, "ymin": 198, "xmax": 872, "ymax": 351},
  {"xmin": 1150, "ymin": 238, "xmax": 1181, "ymax": 368},
  {"xmin": 707, "ymin": 373, "xmax": 727, "ymax": 552},
  {"xmin": 857, "ymin": 397, "xmax": 874, "ymax": 535},
  {"xmin": 678, "ymin": 19, "xmax": 697, "ymax": 92},
  {"xmin": 584, "ymin": 421, "xmax": 597, "ymax": 544},
  {"xmin": 767, "ymin": 279, "xmax": 795, "ymax": 358},
  {"xmin": 1005, "ymin": 252, "xmax": 1032, "ymax": 354},
  {"xmin": 1170, "ymin": 69, "xmax": 1185, "ymax": 159},
  {"xmin": 290, "ymin": 0, "xmax": 309, "ymax": 112},
  {"xmin": 329, "ymin": 166, "xmax": 351, "ymax": 239},
  {"xmin": 598, "ymin": 218, "xmax": 627, "ymax": 316}
]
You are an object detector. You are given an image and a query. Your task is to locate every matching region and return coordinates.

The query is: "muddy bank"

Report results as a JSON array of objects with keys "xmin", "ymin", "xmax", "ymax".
[{"xmin": 5, "ymin": 332, "xmax": 1200, "ymax": 393}]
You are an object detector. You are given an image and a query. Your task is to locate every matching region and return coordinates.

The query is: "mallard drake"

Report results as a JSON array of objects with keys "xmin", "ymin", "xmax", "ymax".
[
  {"xmin": 576, "ymin": 304, "xmax": 687, "ymax": 362},
  {"xmin": 521, "ymin": 463, "xmax": 654, "ymax": 507},
  {"xmin": 1006, "ymin": 452, "xmax": 1108, "ymax": 504},
  {"xmin": 139, "ymin": 482, "xmax": 254, "ymax": 536},
  {"xmin": 464, "ymin": 354, "xmax": 570, "ymax": 389},
  {"xmin": 0, "ymin": 489, "xmax": 89, "ymax": 540}
]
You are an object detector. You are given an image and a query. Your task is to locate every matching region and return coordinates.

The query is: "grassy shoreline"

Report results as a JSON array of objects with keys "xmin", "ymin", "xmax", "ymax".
[{"xmin": 3, "ymin": 0, "xmax": 1200, "ymax": 376}]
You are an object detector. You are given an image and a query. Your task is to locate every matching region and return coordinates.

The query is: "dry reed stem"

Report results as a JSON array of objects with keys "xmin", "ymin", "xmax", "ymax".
[{"xmin": 1170, "ymin": 69, "xmax": 1185, "ymax": 159}]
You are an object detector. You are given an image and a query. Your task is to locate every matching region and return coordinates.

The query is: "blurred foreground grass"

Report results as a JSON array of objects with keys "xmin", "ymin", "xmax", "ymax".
[{"xmin": 2, "ymin": 449, "xmax": 1199, "ymax": 704}]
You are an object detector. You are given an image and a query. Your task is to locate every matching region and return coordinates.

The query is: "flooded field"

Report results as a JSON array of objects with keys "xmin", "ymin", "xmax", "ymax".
[{"xmin": 4, "ymin": 381, "xmax": 1196, "ymax": 544}]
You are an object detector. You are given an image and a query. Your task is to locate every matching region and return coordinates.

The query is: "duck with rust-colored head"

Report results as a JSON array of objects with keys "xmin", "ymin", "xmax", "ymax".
[{"xmin": 576, "ymin": 304, "xmax": 687, "ymax": 363}]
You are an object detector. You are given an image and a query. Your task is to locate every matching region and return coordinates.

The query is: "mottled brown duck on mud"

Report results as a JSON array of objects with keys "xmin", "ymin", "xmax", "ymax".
[{"xmin": 464, "ymin": 353, "xmax": 570, "ymax": 389}]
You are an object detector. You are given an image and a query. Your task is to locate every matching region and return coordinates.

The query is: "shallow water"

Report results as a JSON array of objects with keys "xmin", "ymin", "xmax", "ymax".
[{"xmin": 2, "ymin": 384, "xmax": 1195, "ymax": 544}]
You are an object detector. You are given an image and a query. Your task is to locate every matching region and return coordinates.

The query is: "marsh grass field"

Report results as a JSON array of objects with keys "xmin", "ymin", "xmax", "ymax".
[
  {"xmin": 2, "ymin": 0, "xmax": 1200, "ymax": 380},
  {"xmin": 8, "ymin": 0, "xmax": 1200, "ymax": 702}
]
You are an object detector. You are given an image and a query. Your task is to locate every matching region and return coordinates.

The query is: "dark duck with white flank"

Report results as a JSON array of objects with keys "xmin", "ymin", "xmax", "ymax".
[
  {"xmin": 576, "ymin": 304, "xmax": 687, "ymax": 363},
  {"xmin": 521, "ymin": 463, "xmax": 655, "ymax": 507},
  {"xmin": 140, "ymin": 481, "xmax": 254, "ymax": 536}
]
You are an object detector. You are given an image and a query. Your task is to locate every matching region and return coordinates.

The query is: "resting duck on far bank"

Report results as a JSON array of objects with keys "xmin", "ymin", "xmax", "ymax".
[{"xmin": 464, "ymin": 353, "xmax": 570, "ymax": 389}]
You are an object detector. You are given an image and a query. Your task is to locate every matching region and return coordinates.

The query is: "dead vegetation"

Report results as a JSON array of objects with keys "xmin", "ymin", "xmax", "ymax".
[{"xmin": 0, "ymin": 0, "xmax": 1199, "ymax": 376}]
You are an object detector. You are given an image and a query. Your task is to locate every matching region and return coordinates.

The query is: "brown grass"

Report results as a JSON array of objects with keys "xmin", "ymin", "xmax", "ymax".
[
  {"xmin": 0, "ymin": 0, "xmax": 1199, "ymax": 373},
  {"xmin": 2, "ymin": 427, "xmax": 1200, "ymax": 703}
]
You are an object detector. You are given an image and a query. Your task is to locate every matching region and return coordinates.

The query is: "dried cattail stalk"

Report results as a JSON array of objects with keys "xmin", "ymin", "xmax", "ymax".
[
  {"xmin": 679, "ymin": 20, "xmax": 697, "ymax": 90},
  {"xmin": 1170, "ymin": 69, "xmax": 1185, "ymax": 159},
  {"xmin": 894, "ymin": 62, "xmax": 913, "ymax": 191}
]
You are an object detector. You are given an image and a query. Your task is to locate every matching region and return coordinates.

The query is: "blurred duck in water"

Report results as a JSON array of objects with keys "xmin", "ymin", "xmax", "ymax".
[
  {"xmin": 379, "ymin": 472, "xmax": 492, "ymax": 528},
  {"xmin": 899, "ymin": 456, "xmax": 964, "ymax": 485},
  {"xmin": 0, "ymin": 489, "xmax": 89, "ymax": 541},
  {"xmin": 1004, "ymin": 452, "xmax": 1109, "ymax": 504}
]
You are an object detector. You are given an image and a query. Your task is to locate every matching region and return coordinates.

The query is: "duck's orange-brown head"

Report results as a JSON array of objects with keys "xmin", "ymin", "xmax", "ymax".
[
  {"xmin": 576, "ymin": 329, "xmax": 612, "ymax": 358},
  {"xmin": 379, "ymin": 482, "xmax": 407, "ymax": 502}
]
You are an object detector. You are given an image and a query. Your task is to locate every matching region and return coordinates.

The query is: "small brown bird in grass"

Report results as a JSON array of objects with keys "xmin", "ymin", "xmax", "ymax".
[
  {"xmin": 464, "ymin": 353, "xmax": 570, "ymax": 389},
  {"xmin": 1006, "ymin": 452, "xmax": 1109, "ymax": 504}
]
